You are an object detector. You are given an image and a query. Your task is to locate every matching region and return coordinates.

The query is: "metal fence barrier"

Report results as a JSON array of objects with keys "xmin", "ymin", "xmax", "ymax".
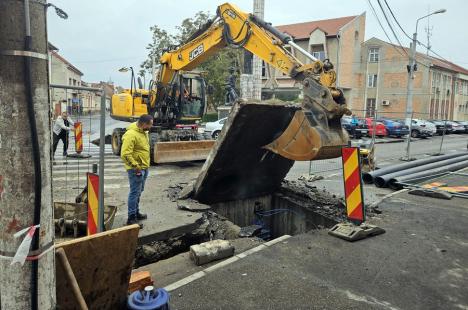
[{"xmin": 308, "ymin": 108, "xmax": 464, "ymax": 176}]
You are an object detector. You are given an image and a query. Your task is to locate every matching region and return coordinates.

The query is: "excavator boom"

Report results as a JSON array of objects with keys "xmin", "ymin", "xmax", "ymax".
[{"xmin": 157, "ymin": 2, "xmax": 349, "ymax": 162}]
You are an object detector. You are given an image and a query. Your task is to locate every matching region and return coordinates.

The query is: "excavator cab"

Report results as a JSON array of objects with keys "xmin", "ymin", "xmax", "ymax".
[{"xmin": 174, "ymin": 72, "xmax": 207, "ymax": 124}]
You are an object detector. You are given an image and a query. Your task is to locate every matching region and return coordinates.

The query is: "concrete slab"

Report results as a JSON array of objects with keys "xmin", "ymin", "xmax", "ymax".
[
  {"xmin": 165, "ymin": 191, "xmax": 468, "ymax": 309},
  {"xmin": 194, "ymin": 102, "xmax": 297, "ymax": 204}
]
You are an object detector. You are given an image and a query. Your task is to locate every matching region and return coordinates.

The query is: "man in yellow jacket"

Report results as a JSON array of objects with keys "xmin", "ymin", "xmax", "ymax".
[{"xmin": 121, "ymin": 114, "xmax": 153, "ymax": 228}]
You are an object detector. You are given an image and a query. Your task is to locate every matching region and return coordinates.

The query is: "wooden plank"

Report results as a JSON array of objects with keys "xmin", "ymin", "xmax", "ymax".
[
  {"xmin": 56, "ymin": 224, "xmax": 140, "ymax": 309},
  {"xmin": 128, "ymin": 271, "xmax": 153, "ymax": 293}
]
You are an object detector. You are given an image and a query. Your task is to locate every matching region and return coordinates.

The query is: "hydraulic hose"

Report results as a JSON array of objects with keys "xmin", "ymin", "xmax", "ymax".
[{"xmin": 23, "ymin": 0, "xmax": 41, "ymax": 308}]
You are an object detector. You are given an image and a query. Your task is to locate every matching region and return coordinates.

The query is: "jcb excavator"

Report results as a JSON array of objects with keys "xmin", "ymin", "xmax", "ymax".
[{"xmin": 110, "ymin": 2, "xmax": 349, "ymax": 164}]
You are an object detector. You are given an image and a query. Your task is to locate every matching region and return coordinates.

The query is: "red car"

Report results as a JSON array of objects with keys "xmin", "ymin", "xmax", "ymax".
[{"xmin": 362, "ymin": 118, "xmax": 387, "ymax": 137}]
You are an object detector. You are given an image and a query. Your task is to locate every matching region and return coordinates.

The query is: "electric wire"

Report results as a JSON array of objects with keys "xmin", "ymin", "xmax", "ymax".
[
  {"xmin": 366, "ymin": 0, "xmax": 404, "ymax": 57},
  {"xmin": 376, "ymin": 0, "xmax": 409, "ymax": 56},
  {"xmin": 383, "ymin": 0, "xmax": 450, "ymax": 63}
]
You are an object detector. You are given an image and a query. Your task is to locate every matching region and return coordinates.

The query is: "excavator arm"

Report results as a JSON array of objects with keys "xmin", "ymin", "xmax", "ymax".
[{"xmin": 157, "ymin": 2, "xmax": 349, "ymax": 161}]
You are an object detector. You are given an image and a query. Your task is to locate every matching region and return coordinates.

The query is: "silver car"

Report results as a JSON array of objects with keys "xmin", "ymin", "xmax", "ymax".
[{"xmin": 410, "ymin": 119, "xmax": 434, "ymax": 138}]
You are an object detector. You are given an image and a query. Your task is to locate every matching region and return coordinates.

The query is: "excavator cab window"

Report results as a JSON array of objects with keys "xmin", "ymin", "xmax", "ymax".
[{"xmin": 179, "ymin": 76, "xmax": 205, "ymax": 118}]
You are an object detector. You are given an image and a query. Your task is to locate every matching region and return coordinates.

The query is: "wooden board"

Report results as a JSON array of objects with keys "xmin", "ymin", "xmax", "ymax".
[
  {"xmin": 128, "ymin": 271, "xmax": 153, "ymax": 293},
  {"xmin": 56, "ymin": 224, "xmax": 140, "ymax": 309}
]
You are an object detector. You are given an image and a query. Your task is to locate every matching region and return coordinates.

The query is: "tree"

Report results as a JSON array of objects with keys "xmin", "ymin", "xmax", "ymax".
[{"xmin": 141, "ymin": 11, "xmax": 243, "ymax": 108}]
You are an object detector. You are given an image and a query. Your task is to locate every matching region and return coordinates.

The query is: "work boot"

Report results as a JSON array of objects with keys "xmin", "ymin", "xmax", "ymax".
[
  {"xmin": 127, "ymin": 216, "xmax": 143, "ymax": 229},
  {"xmin": 136, "ymin": 212, "xmax": 147, "ymax": 221}
]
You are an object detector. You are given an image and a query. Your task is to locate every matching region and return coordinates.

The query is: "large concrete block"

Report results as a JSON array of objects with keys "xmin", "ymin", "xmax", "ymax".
[
  {"xmin": 193, "ymin": 102, "xmax": 298, "ymax": 204},
  {"xmin": 190, "ymin": 240, "xmax": 235, "ymax": 266}
]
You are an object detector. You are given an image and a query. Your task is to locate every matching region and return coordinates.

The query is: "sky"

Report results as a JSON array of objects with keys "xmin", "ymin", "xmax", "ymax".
[{"xmin": 46, "ymin": 0, "xmax": 468, "ymax": 87}]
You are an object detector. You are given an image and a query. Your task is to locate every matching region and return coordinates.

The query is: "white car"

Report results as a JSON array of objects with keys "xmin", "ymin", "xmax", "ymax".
[
  {"xmin": 419, "ymin": 119, "xmax": 437, "ymax": 135},
  {"xmin": 411, "ymin": 119, "xmax": 436, "ymax": 137},
  {"xmin": 204, "ymin": 117, "xmax": 227, "ymax": 139}
]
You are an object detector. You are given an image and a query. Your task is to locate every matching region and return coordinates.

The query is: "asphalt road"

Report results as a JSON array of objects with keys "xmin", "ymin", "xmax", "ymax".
[{"xmin": 167, "ymin": 191, "xmax": 468, "ymax": 310}]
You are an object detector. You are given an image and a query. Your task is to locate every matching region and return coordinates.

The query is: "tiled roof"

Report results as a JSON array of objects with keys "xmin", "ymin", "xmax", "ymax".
[
  {"xmin": 427, "ymin": 55, "xmax": 468, "ymax": 75},
  {"xmin": 51, "ymin": 51, "xmax": 83, "ymax": 76},
  {"xmin": 373, "ymin": 37, "xmax": 468, "ymax": 75},
  {"xmin": 276, "ymin": 16, "xmax": 357, "ymax": 40}
]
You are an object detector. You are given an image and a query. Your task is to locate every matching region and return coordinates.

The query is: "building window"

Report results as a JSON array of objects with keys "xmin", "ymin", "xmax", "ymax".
[
  {"xmin": 311, "ymin": 51, "xmax": 325, "ymax": 61},
  {"xmin": 368, "ymin": 48, "xmax": 379, "ymax": 62},
  {"xmin": 310, "ymin": 44, "xmax": 325, "ymax": 61},
  {"xmin": 366, "ymin": 98, "xmax": 376, "ymax": 117},
  {"xmin": 367, "ymin": 74, "xmax": 378, "ymax": 88},
  {"xmin": 69, "ymin": 78, "xmax": 72, "ymax": 85}
]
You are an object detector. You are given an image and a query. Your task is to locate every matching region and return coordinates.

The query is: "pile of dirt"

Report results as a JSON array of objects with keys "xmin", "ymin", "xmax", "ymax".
[{"xmin": 279, "ymin": 179, "xmax": 380, "ymax": 223}]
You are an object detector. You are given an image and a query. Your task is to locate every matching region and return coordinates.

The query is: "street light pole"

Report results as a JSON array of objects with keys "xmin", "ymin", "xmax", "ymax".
[{"xmin": 404, "ymin": 8, "xmax": 446, "ymax": 160}]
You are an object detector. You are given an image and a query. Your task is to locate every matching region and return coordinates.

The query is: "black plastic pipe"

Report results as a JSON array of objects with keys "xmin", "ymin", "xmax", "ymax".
[
  {"xmin": 23, "ymin": 0, "xmax": 41, "ymax": 308},
  {"xmin": 389, "ymin": 160, "xmax": 468, "ymax": 189},
  {"xmin": 362, "ymin": 152, "xmax": 468, "ymax": 184},
  {"xmin": 374, "ymin": 154, "xmax": 468, "ymax": 188}
]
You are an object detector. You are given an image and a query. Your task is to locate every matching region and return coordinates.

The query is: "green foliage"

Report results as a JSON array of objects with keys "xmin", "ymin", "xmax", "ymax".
[
  {"xmin": 202, "ymin": 113, "xmax": 219, "ymax": 123},
  {"xmin": 141, "ymin": 11, "xmax": 242, "ymax": 108},
  {"xmin": 275, "ymin": 92, "xmax": 299, "ymax": 102}
]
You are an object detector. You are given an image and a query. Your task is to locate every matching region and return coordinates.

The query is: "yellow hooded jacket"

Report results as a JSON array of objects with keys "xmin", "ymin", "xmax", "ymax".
[{"xmin": 121, "ymin": 122, "xmax": 150, "ymax": 170}]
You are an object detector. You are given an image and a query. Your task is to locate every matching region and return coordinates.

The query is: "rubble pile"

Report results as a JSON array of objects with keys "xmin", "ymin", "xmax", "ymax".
[
  {"xmin": 279, "ymin": 179, "xmax": 380, "ymax": 223},
  {"xmin": 135, "ymin": 211, "xmax": 241, "ymax": 267}
]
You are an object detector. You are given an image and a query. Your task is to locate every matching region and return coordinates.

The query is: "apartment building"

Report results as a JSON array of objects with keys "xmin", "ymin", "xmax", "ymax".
[
  {"xmin": 261, "ymin": 13, "xmax": 366, "ymax": 103},
  {"xmin": 354, "ymin": 37, "xmax": 468, "ymax": 121}
]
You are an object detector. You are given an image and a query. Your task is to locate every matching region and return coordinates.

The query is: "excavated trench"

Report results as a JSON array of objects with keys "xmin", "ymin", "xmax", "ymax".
[
  {"xmin": 134, "ymin": 178, "xmax": 377, "ymax": 268},
  {"xmin": 135, "ymin": 102, "xmax": 377, "ymax": 267}
]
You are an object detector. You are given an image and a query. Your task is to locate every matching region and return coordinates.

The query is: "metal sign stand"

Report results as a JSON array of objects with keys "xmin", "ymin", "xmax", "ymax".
[{"xmin": 328, "ymin": 147, "xmax": 385, "ymax": 241}]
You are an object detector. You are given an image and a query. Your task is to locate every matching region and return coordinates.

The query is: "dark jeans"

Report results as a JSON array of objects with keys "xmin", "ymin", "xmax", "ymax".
[
  {"xmin": 53, "ymin": 132, "xmax": 69, "ymax": 156},
  {"xmin": 127, "ymin": 169, "xmax": 149, "ymax": 218}
]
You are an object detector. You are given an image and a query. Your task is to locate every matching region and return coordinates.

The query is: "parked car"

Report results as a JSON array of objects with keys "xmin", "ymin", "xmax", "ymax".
[
  {"xmin": 446, "ymin": 120, "xmax": 466, "ymax": 133},
  {"xmin": 204, "ymin": 117, "xmax": 227, "ymax": 139},
  {"xmin": 456, "ymin": 121, "xmax": 468, "ymax": 133},
  {"xmin": 362, "ymin": 118, "xmax": 387, "ymax": 137},
  {"xmin": 341, "ymin": 116, "xmax": 368, "ymax": 138},
  {"xmin": 421, "ymin": 120, "xmax": 437, "ymax": 135},
  {"xmin": 409, "ymin": 119, "xmax": 435, "ymax": 138},
  {"xmin": 378, "ymin": 119, "xmax": 409, "ymax": 138},
  {"xmin": 429, "ymin": 120, "xmax": 453, "ymax": 135}
]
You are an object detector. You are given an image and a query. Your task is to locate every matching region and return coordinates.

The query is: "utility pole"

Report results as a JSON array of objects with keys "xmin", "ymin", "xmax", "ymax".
[
  {"xmin": 251, "ymin": 0, "xmax": 265, "ymax": 100},
  {"xmin": 0, "ymin": 0, "xmax": 55, "ymax": 309},
  {"xmin": 240, "ymin": 0, "xmax": 265, "ymax": 101},
  {"xmin": 405, "ymin": 9, "xmax": 446, "ymax": 160}
]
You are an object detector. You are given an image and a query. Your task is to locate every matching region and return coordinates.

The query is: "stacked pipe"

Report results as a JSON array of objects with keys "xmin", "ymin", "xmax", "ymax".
[{"xmin": 362, "ymin": 152, "xmax": 468, "ymax": 190}]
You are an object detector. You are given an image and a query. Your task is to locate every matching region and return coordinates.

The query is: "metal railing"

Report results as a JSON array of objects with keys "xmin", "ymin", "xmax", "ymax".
[{"xmin": 49, "ymin": 83, "xmax": 106, "ymax": 232}]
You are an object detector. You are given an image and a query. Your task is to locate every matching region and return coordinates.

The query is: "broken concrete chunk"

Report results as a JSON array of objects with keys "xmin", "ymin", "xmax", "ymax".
[
  {"xmin": 178, "ymin": 181, "xmax": 195, "ymax": 200},
  {"xmin": 177, "ymin": 199, "xmax": 211, "ymax": 212},
  {"xmin": 190, "ymin": 240, "xmax": 235, "ymax": 266},
  {"xmin": 238, "ymin": 225, "xmax": 262, "ymax": 238},
  {"xmin": 193, "ymin": 102, "xmax": 298, "ymax": 204}
]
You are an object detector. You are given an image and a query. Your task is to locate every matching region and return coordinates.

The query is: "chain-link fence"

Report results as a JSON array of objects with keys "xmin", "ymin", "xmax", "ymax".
[{"xmin": 308, "ymin": 108, "xmax": 466, "ymax": 176}]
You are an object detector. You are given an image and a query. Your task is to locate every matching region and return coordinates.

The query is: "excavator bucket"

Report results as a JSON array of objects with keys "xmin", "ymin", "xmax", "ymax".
[
  {"xmin": 153, "ymin": 140, "xmax": 215, "ymax": 164},
  {"xmin": 264, "ymin": 110, "xmax": 348, "ymax": 161}
]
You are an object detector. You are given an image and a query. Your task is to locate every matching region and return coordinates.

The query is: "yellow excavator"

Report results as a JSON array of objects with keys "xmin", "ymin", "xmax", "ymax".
[{"xmin": 110, "ymin": 2, "xmax": 349, "ymax": 164}]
